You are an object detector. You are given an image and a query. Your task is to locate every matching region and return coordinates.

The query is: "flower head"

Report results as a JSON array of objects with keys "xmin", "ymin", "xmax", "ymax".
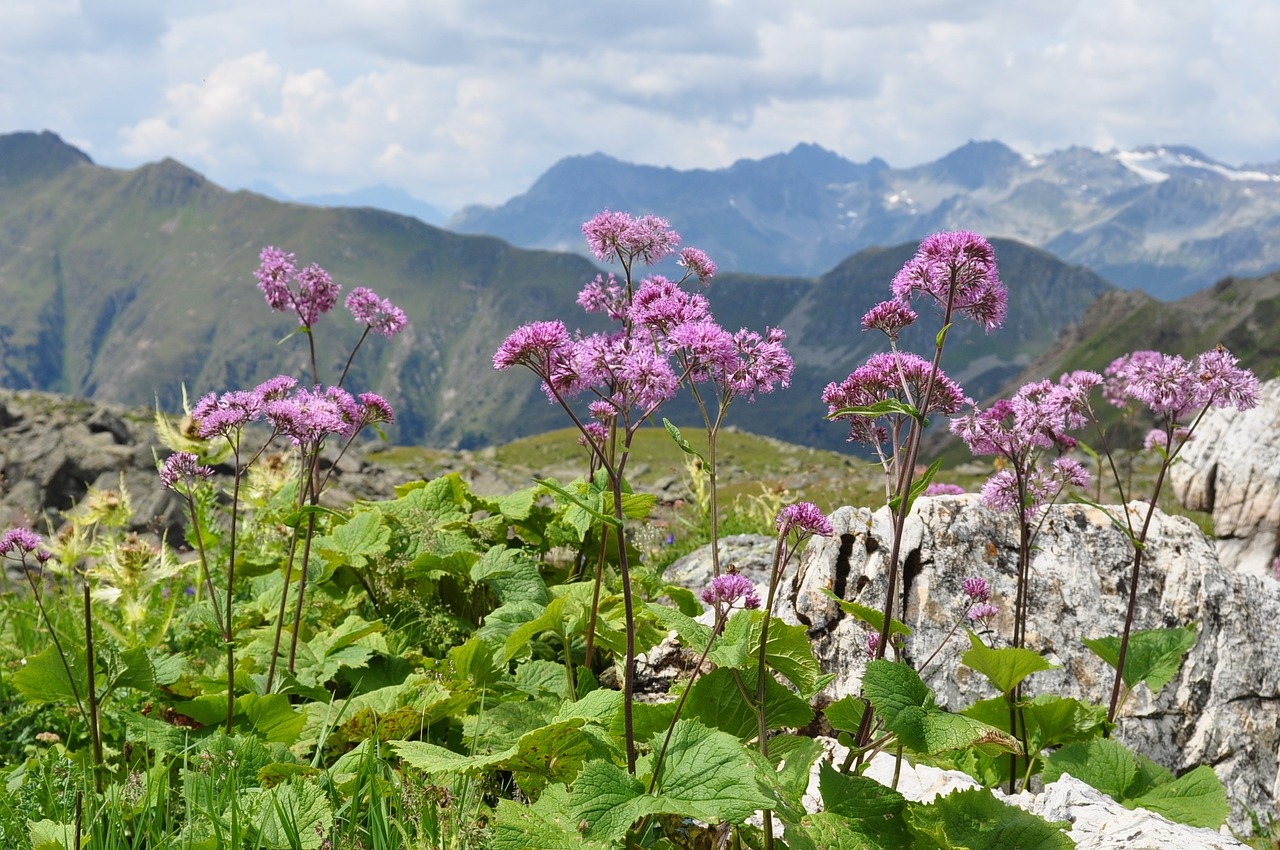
[
  {"xmin": 700, "ymin": 572, "xmax": 762, "ymax": 612},
  {"xmin": 861, "ymin": 300, "xmax": 918, "ymax": 341},
  {"xmin": 891, "ymin": 231, "xmax": 1007, "ymax": 330},
  {"xmin": 925, "ymin": 482, "xmax": 966, "ymax": 496},
  {"xmin": 864, "ymin": 630, "xmax": 881, "ymax": 659},
  {"xmin": 967, "ymin": 602, "xmax": 1001, "ymax": 624},
  {"xmin": 1, "ymin": 527, "xmax": 45, "ymax": 557},
  {"xmin": 577, "ymin": 273, "xmax": 626, "ymax": 321},
  {"xmin": 191, "ymin": 389, "xmax": 263, "ymax": 439},
  {"xmin": 159, "ymin": 452, "xmax": 215, "ymax": 492},
  {"xmin": 493, "ymin": 321, "xmax": 572, "ymax": 373},
  {"xmin": 776, "ymin": 502, "xmax": 833, "ymax": 538},
  {"xmin": 255, "ymin": 246, "xmax": 341, "ymax": 327},
  {"xmin": 357, "ymin": 392, "xmax": 395, "ymax": 426},
  {"xmin": 824, "ymin": 352, "xmax": 964, "ymax": 445},
  {"xmin": 582, "ymin": 210, "xmax": 681, "ymax": 266},
  {"xmin": 628, "ymin": 275, "xmax": 710, "ymax": 334},
  {"xmin": 346, "ymin": 287, "xmax": 408, "ymax": 338},
  {"xmin": 265, "ymin": 385, "xmax": 359, "ymax": 447},
  {"xmin": 962, "ymin": 576, "xmax": 991, "ymax": 602},
  {"xmin": 678, "ymin": 247, "xmax": 717, "ymax": 284}
]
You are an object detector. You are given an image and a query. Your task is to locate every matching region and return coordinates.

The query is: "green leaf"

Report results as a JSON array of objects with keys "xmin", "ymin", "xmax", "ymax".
[
  {"xmin": 504, "ymin": 597, "xmax": 568, "ymax": 663},
  {"xmin": 820, "ymin": 591, "xmax": 912, "ymax": 640},
  {"xmin": 471, "ymin": 545, "xmax": 550, "ymax": 605},
  {"xmin": 649, "ymin": 719, "xmax": 774, "ymax": 823},
  {"xmin": 902, "ymin": 457, "xmax": 944, "ymax": 516},
  {"xmin": 683, "ymin": 667, "xmax": 814, "ymax": 739},
  {"xmin": 740, "ymin": 613, "xmax": 832, "ymax": 699},
  {"xmin": 908, "ymin": 786, "xmax": 1074, "ymax": 849},
  {"xmin": 497, "ymin": 486, "xmax": 539, "ymax": 522},
  {"xmin": 961, "ymin": 632, "xmax": 1057, "ymax": 694},
  {"xmin": 242, "ymin": 693, "xmax": 305, "ymax": 744},
  {"xmin": 824, "ymin": 695, "xmax": 869, "ymax": 735},
  {"xmin": 561, "ymin": 759, "xmax": 646, "ymax": 841},
  {"xmin": 27, "ymin": 819, "xmax": 78, "ymax": 850},
  {"xmin": 490, "ymin": 797, "xmax": 613, "ymax": 850},
  {"xmin": 247, "ymin": 779, "xmax": 334, "ymax": 849},
  {"xmin": 12, "ymin": 643, "xmax": 89, "ymax": 707},
  {"xmin": 1083, "ymin": 623, "xmax": 1197, "ymax": 693},
  {"xmin": 862, "ymin": 660, "xmax": 1018, "ymax": 756},
  {"xmin": 663, "ymin": 418, "xmax": 706, "ymax": 464},
  {"xmin": 318, "ymin": 509, "xmax": 389, "ymax": 570},
  {"xmin": 1043, "ymin": 738, "xmax": 1137, "ymax": 799},
  {"xmin": 1130, "ymin": 764, "xmax": 1229, "ymax": 829},
  {"xmin": 396, "ymin": 718, "xmax": 596, "ymax": 787},
  {"xmin": 826, "ymin": 399, "xmax": 922, "ymax": 421},
  {"xmin": 935, "ymin": 322, "xmax": 953, "ymax": 350},
  {"xmin": 535, "ymin": 477, "xmax": 621, "ymax": 528},
  {"xmin": 861, "ymin": 659, "xmax": 931, "ymax": 730},
  {"xmin": 799, "ymin": 811, "xmax": 915, "ymax": 850},
  {"xmin": 105, "ymin": 645, "xmax": 157, "ymax": 696},
  {"xmin": 619, "ymin": 490, "xmax": 657, "ymax": 520},
  {"xmin": 818, "ymin": 760, "xmax": 906, "ymax": 819}
]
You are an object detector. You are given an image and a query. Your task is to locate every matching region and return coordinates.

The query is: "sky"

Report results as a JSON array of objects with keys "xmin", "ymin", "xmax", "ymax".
[{"xmin": 2, "ymin": 1, "xmax": 1278, "ymax": 214}]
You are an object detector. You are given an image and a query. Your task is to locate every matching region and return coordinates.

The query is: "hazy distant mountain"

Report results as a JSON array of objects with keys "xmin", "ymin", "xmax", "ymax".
[
  {"xmin": 451, "ymin": 141, "xmax": 1280, "ymax": 299},
  {"xmin": 0, "ymin": 130, "xmax": 1114, "ymax": 451},
  {"xmin": 294, "ymin": 184, "xmax": 449, "ymax": 227}
]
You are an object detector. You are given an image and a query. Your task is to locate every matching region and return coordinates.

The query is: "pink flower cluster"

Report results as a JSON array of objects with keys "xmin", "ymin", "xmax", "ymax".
[
  {"xmin": 1104, "ymin": 348, "xmax": 1259, "ymax": 419},
  {"xmin": 775, "ymin": 502, "xmax": 833, "ymax": 538},
  {"xmin": 890, "ymin": 231, "xmax": 1007, "ymax": 331},
  {"xmin": 700, "ymin": 572, "xmax": 761, "ymax": 612},
  {"xmin": 823, "ymin": 351, "xmax": 965, "ymax": 446},
  {"xmin": 495, "ymin": 210, "xmax": 791, "ymax": 425},
  {"xmin": 159, "ymin": 452, "xmax": 215, "ymax": 491},
  {"xmin": 1, "ymin": 527, "xmax": 49, "ymax": 562},
  {"xmin": 191, "ymin": 375, "xmax": 393, "ymax": 449},
  {"xmin": 255, "ymin": 247, "xmax": 341, "ymax": 327},
  {"xmin": 346, "ymin": 287, "xmax": 408, "ymax": 338}
]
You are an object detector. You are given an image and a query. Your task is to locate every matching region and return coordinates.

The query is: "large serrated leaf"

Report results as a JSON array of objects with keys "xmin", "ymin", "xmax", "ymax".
[
  {"xmin": 1083, "ymin": 623, "xmax": 1197, "ymax": 694},
  {"xmin": 907, "ymin": 786, "xmax": 1075, "ymax": 849},
  {"xmin": 318, "ymin": 509, "xmax": 389, "ymax": 569},
  {"xmin": 1043, "ymin": 738, "xmax": 1137, "ymax": 799},
  {"xmin": 818, "ymin": 760, "xmax": 906, "ymax": 819},
  {"xmin": 1130, "ymin": 764, "xmax": 1229, "ymax": 829},
  {"xmin": 648, "ymin": 719, "xmax": 774, "ymax": 824},
  {"xmin": 683, "ymin": 667, "xmax": 814, "ymax": 739},
  {"xmin": 490, "ymin": 797, "xmax": 613, "ymax": 850},
  {"xmin": 820, "ymin": 591, "xmax": 912, "ymax": 639},
  {"xmin": 961, "ymin": 632, "xmax": 1056, "ymax": 694}
]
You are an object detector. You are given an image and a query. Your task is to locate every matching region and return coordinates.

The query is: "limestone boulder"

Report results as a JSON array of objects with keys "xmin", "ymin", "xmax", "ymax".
[
  {"xmin": 1171, "ymin": 376, "xmax": 1280, "ymax": 577},
  {"xmin": 778, "ymin": 495, "xmax": 1280, "ymax": 829}
]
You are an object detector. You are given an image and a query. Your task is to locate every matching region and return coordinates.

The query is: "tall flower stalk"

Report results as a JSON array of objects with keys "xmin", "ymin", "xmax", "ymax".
[
  {"xmin": 495, "ymin": 210, "xmax": 791, "ymax": 773},
  {"xmin": 1082, "ymin": 348, "xmax": 1259, "ymax": 723}
]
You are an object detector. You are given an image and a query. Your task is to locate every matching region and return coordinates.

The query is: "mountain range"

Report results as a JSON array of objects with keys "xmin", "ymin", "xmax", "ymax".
[
  {"xmin": 450, "ymin": 140, "xmax": 1280, "ymax": 300},
  {"xmin": 0, "ymin": 130, "xmax": 1132, "ymax": 451}
]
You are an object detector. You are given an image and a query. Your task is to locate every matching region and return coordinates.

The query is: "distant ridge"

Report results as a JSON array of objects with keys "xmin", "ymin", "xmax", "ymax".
[{"xmin": 451, "ymin": 140, "xmax": 1280, "ymax": 299}]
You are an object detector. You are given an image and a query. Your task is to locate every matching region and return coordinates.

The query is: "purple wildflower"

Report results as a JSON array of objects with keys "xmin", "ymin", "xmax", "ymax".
[
  {"xmin": 678, "ymin": 247, "xmax": 717, "ymax": 284},
  {"xmin": 628, "ymin": 275, "xmax": 710, "ymax": 334},
  {"xmin": 1194, "ymin": 347, "xmax": 1260, "ymax": 410},
  {"xmin": 357, "ymin": 393, "xmax": 395, "ymax": 426},
  {"xmin": 890, "ymin": 231, "xmax": 1007, "ymax": 331},
  {"xmin": 776, "ymin": 502, "xmax": 833, "ymax": 538},
  {"xmin": 865, "ymin": 630, "xmax": 881, "ymax": 659},
  {"xmin": 924, "ymin": 483, "xmax": 966, "ymax": 496},
  {"xmin": 582, "ymin": 210, "xmax": 681, "ymax": 266},
  {"xmin": 292, "ymin": 264, "xmax": 340, "ymax": 326},
  {"xmin": 191, "ymin": 389, "xmax": 263, "ymax": 439},
  {"xmin": 700, "ymin": 573, "xmax": 761, "ymax": 612},
  {"xmin": 721, "ymin": 327, "xmax": 794, "ymax": 400},
  {"xmin": 824, "ymin": 351, "xmax": 965, "ymax": 445},
  {"xmin": 861, "ymin": 300, "xmax": 918, "ymax": 341},
  {"xmin": 0, "ymin": 527, "xmax": 44, "ymax": 556},
  {"xmin": 665, "ymin": 320, "xmax": 738, "ymax": 381},
  {"xmin": 578, "ymin": 422, "xmax": 608, "ymax": 447},
  {"xmin": 967, "ymin": 602, "xmax": 1000, "ymax": 624},
  {"xmin": 492, "ymin": 321, "xmax": 572, "ymax": 372},
  {"xmin": 577, "ymin": 273, "xmax": 626, "ymax": 321},
  {"xmin": 345, "ymin": 287, "xmax": 408, "ymax": 338},
  {"xmin": 159, "ymin": 452, "xmax": 215, "ymax": 491},
  {"xmin": 254, "ymin": 375, "xmax": 299, "ymax": 402},
  {"xmin": 265, "ymin": 386, "xmax": 359, "ymax": 447},
  {"xmin": 588, "ymin": 399, "xmax": 617, "ymax": 422},
  {"xmin": 255, "ymin": 246, "xmax": 297, "ymax": 311},
  {"xmin": 962, "ymin": 576, "xmax": 991, "ymax": 602}
]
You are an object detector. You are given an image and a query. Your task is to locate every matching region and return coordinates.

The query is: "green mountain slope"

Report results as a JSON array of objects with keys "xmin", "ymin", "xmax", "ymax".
[
  {"xmin": 1, "ymin": 131, "xmax": 1115, "ymax": 451},
  {"xmin": 1013, "ymin": 270, "xmax": 1280, "ymax": 385}
]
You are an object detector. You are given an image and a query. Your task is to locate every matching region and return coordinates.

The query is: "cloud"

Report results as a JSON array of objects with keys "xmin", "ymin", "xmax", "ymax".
[{"xmin": 3, "ymin": 0, "xmax": 1278, "ymax": 210}]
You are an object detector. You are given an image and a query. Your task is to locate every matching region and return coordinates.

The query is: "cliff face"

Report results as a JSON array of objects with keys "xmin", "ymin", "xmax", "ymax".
[{"xmin": 1172, "ymin": 377, "xmax": 1280, "ymax": 577}]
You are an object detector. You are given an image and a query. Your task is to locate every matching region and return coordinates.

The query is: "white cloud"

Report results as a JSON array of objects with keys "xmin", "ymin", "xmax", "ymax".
[{"xmin": 1, "ymin": 0, "xmax": 1277, "ymax": 210}]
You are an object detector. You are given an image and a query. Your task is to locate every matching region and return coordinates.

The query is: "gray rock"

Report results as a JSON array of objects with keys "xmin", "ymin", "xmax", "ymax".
[
  {"xmin": 664, "ymin": 533, "xmax": 777, "ymax": 594},
  {"xmin": 1171, "ymin": 376, "xmax": 1280, "ymax": 577},
  {"xmin": 780, "ymin": 495, "xmax": 1280, "ymax": 830}
]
